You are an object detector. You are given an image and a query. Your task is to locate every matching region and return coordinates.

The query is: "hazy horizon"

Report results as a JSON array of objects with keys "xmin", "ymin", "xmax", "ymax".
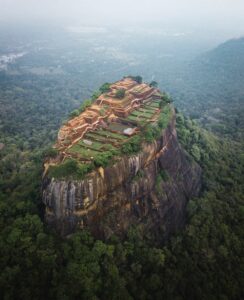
[{"xmin": 1, "ymin": 0, "xmax": 244, "ymax": 36}]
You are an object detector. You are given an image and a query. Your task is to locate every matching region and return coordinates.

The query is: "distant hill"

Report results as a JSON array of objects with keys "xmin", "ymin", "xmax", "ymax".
[
  {"xmin": 191, "ymin": 37, "xmax": 244, "ymax": 88},
  {"xmin": 199, "ymin": 37, "xmax": 244, "ymax": 75},
  {"xmin": 168, "ymin": 37, "xmax": 244, "ymax": 140}
]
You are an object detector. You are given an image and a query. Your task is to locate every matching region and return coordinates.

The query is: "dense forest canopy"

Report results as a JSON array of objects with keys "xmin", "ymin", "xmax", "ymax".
[{"xmin": 0, "ymin": 25, "xmax": 243, "ymax": 299}]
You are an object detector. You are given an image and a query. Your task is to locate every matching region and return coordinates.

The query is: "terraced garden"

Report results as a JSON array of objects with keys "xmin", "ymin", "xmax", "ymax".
[
  {"xmin": 125, "ymin": 102, "xmax": 160, "ymax": 125},
  {"xmin": 64, "ymin": 101, "xmax": 161, "ymax": 163},
  {"xmin": 66, "ymin": 127, "xmax": 129, "ymax": 162},
  {"xmin": 93, "ymin": 128, "xmax": 128, "ymax": 140},
  {"xmin": 146, "ymin": 101, "xmax": 161, "ymax": 109},
  {"xmin": 107, "ymin": 122, "xmax": 131, "ymax": 133},
  {"xmin": 49, "ymin": 96, "xmax": 172, "ymax": 179}
]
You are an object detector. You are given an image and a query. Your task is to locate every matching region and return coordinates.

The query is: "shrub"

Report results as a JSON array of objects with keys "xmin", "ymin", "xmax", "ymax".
[
  {"xmin": 128, "ymin": 75, "xmax": 143, "ymax": 84},
  {"xmin": 94, "ymin": 154, "xmax": 110, "ymax": 168},
  {"xmin": 69, "ymin": 109, "xmax": 80, "ymax": 118},
  {"xmin": 161, "ymin": 93, "xmax": 172, "ymax": 103},
  {"xmin": 159, "ymin": 99, "xmax": 165, "ymax": 109},
  {"xmin": 115, "ymin": 89, "xmax": 126, "ymax": 99},
  {"xmin": 143, "ymin": 126, "xmax": 154, "ymax": 143},
  {"xmin": 49, "ymin": 159, "xmax": 78, "ymax": 178},
  {"xmin": 158, "ymin": 115, "xmax": 170, "ymax": 129},
  {"xmin": 121, "ymin": 136, "xmax": 141, "ymax": 154},
  {"xmin": 149, "ymin": 81, "xmax": 158, "ymax": 88},
  {"xmin": 143, "ymin": 125, "xmax": 161, "ymax": 142},
  {"xmin": 158, "ymin": 105, "xmax": 172, "ymax": 129},
  {"xmin": 69, "ymin": 99, "xmax": 92, "ymax": 119},
  {"xmin": 93, "ymin": 150, "xmax": 118, "ymax": 168},
  {"xmin": 78, "ymin": 99, "xmax": 92, "ymax": 113},
  {"xmin": 91, "ymin": 91, "xmax": 102, "ymax": 101},
  {"xmin": 49, "ymin": 159, "xmax": 94, "ymax": 179},
  {"xmin": 99, "ymin": 83, "xmax": 111, "ymax": 93},
  {"xmin": 77, "ymin": 163, "xmax": 94, "ymax": 177}
]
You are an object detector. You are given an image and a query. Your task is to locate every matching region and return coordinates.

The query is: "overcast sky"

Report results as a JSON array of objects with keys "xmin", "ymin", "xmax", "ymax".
[{"xmin": 1, "ymin": 0, "xmax": 244, "ymax": 34}]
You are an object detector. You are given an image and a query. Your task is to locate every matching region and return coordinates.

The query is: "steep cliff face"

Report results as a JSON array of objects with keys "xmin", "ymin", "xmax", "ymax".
[{"xmin": 42, "ymin": 111, "xmax": 202, "ymax": 239}]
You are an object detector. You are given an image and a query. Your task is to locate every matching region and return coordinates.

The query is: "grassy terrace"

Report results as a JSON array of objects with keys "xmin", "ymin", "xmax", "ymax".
[
  {"xmin": 67, "ymin": 129, "xmax": 124, "ymax": 160},
  {"xmin": 107, "ymin": 123, "xmax": 130, "ymax": 133},
  {"xmin": 78, "ymin": 139, "xmax": 104, "ymax": 151},
  {"xmin": 67, "ymin": 144, "xmax": 101, "ymax": 159},
  {"xmin": 130, "ymin": 110, "xmax": 155, "ymax": 118},
  {"xmin": 85, "ymin": 132, "xmax": 119, "ymax": 143},
  {"xmin": 49, "ymin": 97, "xmax": 173, "ymax": 179},
  {"xmin": 146, "ymin": 101, "xmax": 161, "ymax": 108},
  {"xmin": 142, "ymin": 106, "xmax": 157, "ymax": 112},
  {"xmin": 126, "ymin": 117, "xmax": 146, "ymax": 127},
  {"xmin": 78, "ymin": 139, "xmax": 116, "ymax": 151},
  {"xmin": 125, "ymin": 104, "xmax": 159, "ymax": 125},
  {"xmin": 65, "ymin": 127, "xmax": 129, "ymax": 163},
  {"xmin": 127, "ymin": 115, "xmax": 148, "ymax": 122},
  {"xmin": 93, "ymin": 128, "xmax": 128, "ymax": 140},
  {"xmin": 134, "ymin": 108, "xmax": 155, "ymax": 114}
]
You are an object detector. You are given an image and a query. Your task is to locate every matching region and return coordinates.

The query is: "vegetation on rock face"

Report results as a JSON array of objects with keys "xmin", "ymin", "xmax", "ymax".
[
  {"xmin": 93, "ymin": 149, "xmax": 119, "ymax": 168},
  {"xmin": 121, "ymin": 135, "xmax": 142, "ymax": 154},
  {"xmin": 142, "ymin": 124, "xmax": 161, "ymax": 143},
  {"xmin": 48, "ymin": 159, "xmax": 93, "ymax": 179},
  {"xmin": 158, "ymin": 105, "xmax": 172, "ymax": 129},
  {"xmin": 48, "ymin": 151, "xmax": 124, "ymax": 179}
]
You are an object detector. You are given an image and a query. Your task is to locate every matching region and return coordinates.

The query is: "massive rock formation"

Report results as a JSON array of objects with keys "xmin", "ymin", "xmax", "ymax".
[{"xmin": 42, "ymin": 111, "xmax": 201, "ymax": 240}]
